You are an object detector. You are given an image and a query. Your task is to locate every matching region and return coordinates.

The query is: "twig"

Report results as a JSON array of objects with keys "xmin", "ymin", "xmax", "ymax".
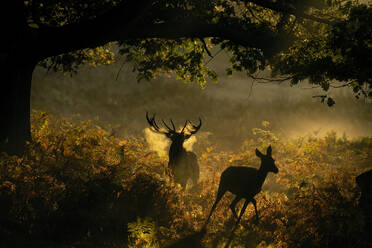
[
  {"xmin": 248, "ymin": 80, "xmax": 255, "ymax": 98},
  {"xmin": 289, "ymin": 17, "xmax": 297, "ymax": 33},
  {"xmin": 249, "ymin": 74, "xmax": 292, "ymax": 83},
  {"xmin": 199, "ymin": 38, "xmax": 213, "ymax": 58},
  {"xmin": 115, "ymin": 59, "xmax": 127, "ymax": 80},
  {"xmin": 247, "ymin": 7, "xmax": 264, "ymax": 22},
  {"xmin": 300, "ymin": 85, "xmax": 321, "ymax": 89},
  {"xmin": 329, "ymin": 82, "xmax": 352, "ymax": 88},
  {"xmin": 205, "ymin": 48, "xmax": 223, "ymax": 65}
]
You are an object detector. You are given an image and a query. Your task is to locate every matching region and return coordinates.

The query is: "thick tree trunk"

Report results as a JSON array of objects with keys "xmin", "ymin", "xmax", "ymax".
[
  {"xmin": 0, "ymin": 59, "xmax": 36, "ymax": 155},
  {"xmin": 0, "ymin": 1, "xmax": 37, "ymax": 155}
]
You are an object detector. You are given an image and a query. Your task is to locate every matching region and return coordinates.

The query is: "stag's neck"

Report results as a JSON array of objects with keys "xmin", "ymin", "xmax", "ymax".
[{"xmin": 169, "ymin": 143, "xmax": 186, "ymax": 162}]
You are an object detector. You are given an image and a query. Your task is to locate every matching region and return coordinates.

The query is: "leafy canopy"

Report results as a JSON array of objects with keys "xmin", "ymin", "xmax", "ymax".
[{"xmin": 26, "ymin": 0, "xmax": 372, "ymax": 100}]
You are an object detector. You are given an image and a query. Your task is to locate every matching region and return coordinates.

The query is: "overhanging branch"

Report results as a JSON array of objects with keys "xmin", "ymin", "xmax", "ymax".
[
  {"xmin": 34, "ymin": 1, "xmax": 297, "ymax": 60},
  {"xmin": 245, "ymin": 0, "xmax": 335, "ymax": 25},
  {"xmin": 35, "ymin": 0, "xmax": 153, "ymax": 60},
  {"xmin": 36, "ymin": 17, "xmax": 287, "ymax": 61}
]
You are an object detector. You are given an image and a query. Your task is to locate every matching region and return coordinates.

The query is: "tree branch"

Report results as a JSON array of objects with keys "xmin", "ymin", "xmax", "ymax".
[
  {"xmin": 36, "ymin": 17, "xmax": 287, "ymax": 61},
  {"xmin": 245, "ymin": 0, "xmax": 335, "ymax": 25},
  {"xmin": 199, "ymin": 38, "xmax": 213, "ymax": 58},
  {"xmin": 34, "ymin": 1, "xmax": 298, "ymax": 60},
  {"xmin": 35, "ymin": 0, "xmax": 153, "ymax": 60},
  {"xmin": 248, "ymin": 74, "xmax": 293, "ymax": 83}
]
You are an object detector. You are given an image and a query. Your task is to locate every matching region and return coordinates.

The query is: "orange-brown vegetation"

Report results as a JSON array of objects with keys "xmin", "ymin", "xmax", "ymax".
[{"xmin": 1, "ymin": 111, "xmax": 371, "ymax": 247}]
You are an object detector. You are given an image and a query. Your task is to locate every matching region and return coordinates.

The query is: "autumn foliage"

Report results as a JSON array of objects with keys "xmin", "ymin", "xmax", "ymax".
[{"xmin": 0, "ymin": 111, "xmax": 371, "ymax": 247}]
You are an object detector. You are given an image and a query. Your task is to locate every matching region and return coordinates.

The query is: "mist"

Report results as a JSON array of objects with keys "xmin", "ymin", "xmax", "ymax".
[
  {"xmin": 143, "ymin": 128, "xmax": 170, "ymax": 157},
  {"xmin": 31, "ymin": 54, "xmax": 372, "ymax": 152}
]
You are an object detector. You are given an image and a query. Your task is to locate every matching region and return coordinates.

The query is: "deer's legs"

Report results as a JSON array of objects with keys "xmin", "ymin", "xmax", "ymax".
[
  {"xmin": 252, "ymin": 198, "xmax": 259, "ymax": 224},
  {"xmin": 229, "ymin": 196, "xmax": 242, "ymax": 219},
  {"xmin": 234, "ymin": 198, "xmax": 250, "ymax": 227},
  {"xmin": 204, "ymin": 189, "xmax": 226, "ymax": 227}
]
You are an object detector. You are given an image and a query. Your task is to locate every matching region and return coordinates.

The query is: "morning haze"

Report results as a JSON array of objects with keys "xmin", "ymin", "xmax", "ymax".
[{"xmin": 31, "ymin": 54, "xmax": 372, "ymax": 151}]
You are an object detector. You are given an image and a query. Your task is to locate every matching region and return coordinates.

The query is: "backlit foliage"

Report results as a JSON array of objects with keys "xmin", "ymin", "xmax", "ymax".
[
  {"xmin": 119, "ymin": 38, "xmax": 217, "ymax": 87},
  {"xmin": 1, "ymin": 111, "xmax": 371, "ymax": 247},
  {"xmin": 40, "ymin": 46, "xmax": 115, "ymax": 73},
  {"xmin": 24, "ymin": 0, "xmax": 372, "ymax": 100}
]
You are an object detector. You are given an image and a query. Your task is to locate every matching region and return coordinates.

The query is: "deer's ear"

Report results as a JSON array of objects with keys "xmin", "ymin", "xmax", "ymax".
[
  {"xmin": 266, "ymin": 145, "xmax": 272, "ymax": 156},
  {"xmin": 255, "ymin": 148, "xmax": 263, "ymax": 158}
]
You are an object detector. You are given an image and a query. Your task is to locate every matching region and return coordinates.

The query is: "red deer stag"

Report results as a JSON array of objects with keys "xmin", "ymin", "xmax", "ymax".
[
  {"xmin": 205, "ymin": 146, "xmax": 278, "ymax": 227},
  {"xmin": 146, "ymin": 112, "xmax": 202, "ymax": 189}
]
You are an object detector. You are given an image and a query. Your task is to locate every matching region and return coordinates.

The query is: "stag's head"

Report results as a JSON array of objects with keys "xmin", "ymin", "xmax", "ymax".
[{"xmin": 146, "ymin": 112, "xmax": 202, "ymax": 149}]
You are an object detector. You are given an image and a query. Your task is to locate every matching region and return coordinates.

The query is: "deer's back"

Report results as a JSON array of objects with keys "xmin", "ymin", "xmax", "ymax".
[
  {"xmin": 171, "ymin": 151, "xmax": 199, "ymax": 182},
  {"xmin": 220, "ymin": 166, "xmax": 261, "ymax": 198},
  {"xmin": 170, "ymin": 151, "xmax": 197, "ymax": 166}
]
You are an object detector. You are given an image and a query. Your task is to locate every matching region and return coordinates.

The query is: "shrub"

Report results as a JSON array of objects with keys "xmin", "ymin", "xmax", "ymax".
[
  {"xmin": 0, "ymin": 111, "xmax": 183, "ymax": 244},
  {"xmin": 1, "ymin": 113, "xmax": 371, "ymax": 248}
]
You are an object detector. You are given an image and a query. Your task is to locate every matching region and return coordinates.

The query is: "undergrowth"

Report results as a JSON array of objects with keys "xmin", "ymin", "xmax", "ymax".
[{"xmin": 0, "ymin": 111, "xmax": 371, "ymax": 248}]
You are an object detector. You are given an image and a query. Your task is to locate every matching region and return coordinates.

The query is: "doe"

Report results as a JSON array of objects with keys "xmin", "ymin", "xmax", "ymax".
[{"xmin": 205, "ymin": 146, "xmax": 278, "ymax": 227}]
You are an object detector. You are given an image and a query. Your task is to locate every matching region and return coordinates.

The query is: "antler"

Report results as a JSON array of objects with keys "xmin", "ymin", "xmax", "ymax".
[
  {"xmin": 161, "ymin": 119, "xmax": 176, "ymax": 133},
  {"xmin": 146, "ymin": 112, "xmax": 202, "ymax": 137},
  {"xmin": 180, "ymin": 120, "xmax": 188, "ymax": 134},
  {"xmin": 185, "ymin": 118, "xmax": 202, "ymax": 136},
  {"xmin": 146, "ymin": 112, "xmax": 177, "ymax": 136}
]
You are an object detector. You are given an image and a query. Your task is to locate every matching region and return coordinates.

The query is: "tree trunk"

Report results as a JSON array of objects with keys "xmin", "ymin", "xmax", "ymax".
[{"xmin": 0, "ymin": 58, "xmax": 36, "ymax": 155}]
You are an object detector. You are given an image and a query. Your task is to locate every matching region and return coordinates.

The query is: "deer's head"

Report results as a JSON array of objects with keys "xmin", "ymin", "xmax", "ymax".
[
  {"xmin": 146, "ymin": 112, "xmax": 202, "ymax": 152},
  {"xmin": 255, "ymin": 146, "xmax": 278, "ymax": 174}
]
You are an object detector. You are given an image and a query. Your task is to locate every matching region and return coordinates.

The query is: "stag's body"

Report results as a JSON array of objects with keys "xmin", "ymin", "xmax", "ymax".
[
  {"xmin": 168, "ymin": 148, "xmax": 199, "ymax": 188},
  {"xmin": 205, "ymin": 146, "xmax": 278, "ymax": 227},
  {"xmin": 146, "ymin": 112, "xmax": 201, "ymax": 189}
]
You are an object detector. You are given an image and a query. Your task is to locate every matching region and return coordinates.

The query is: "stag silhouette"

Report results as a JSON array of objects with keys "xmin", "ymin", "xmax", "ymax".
[
  {"xmin": 146, "ymin": 112, "xmax": 202, "ymax": 189},
  {"xmin": 204, "ymin": 146, "xmax": 278, "ymax": 227}
]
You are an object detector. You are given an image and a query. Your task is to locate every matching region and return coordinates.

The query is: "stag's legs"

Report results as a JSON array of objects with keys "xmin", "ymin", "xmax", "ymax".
[
  {"xmin": 173, "ymin": 166, "xmax": 188, "ymax": 189},
  {"xmin": 191, "ymin": 163, "xmax": 200, "ymax": 187},
  {"xmin": 229, "ymin": 196, "xmax": 242, "ymax": 219}
]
